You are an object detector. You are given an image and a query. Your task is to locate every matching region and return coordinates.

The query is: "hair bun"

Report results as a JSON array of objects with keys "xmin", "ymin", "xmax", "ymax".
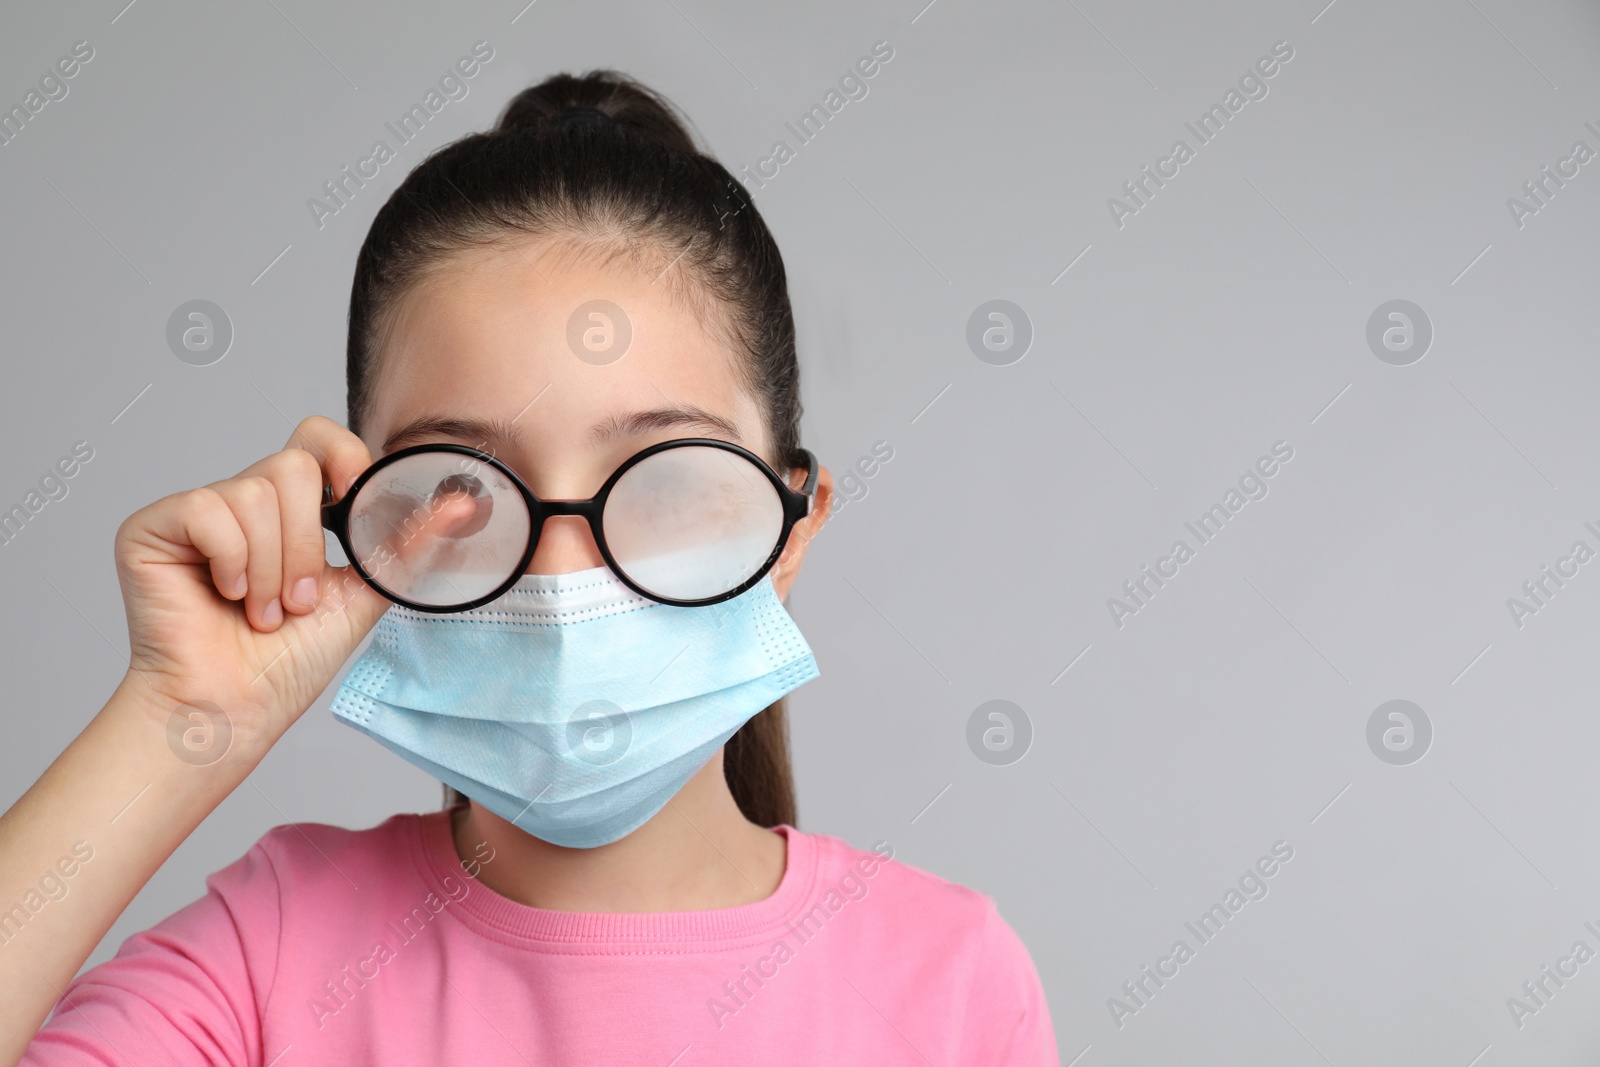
[
  {"xmin": 555, "ymin": 106, "xmax": 611, "ymax": 126},
  {"xmin": 494, "ymin": 70, "xmax": 699, "ymax": 156}
]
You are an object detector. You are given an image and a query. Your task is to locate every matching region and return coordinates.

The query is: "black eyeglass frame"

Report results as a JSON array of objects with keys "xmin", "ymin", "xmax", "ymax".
[{"xmin": 321, "ymin": 437, "xmax": 819, "ymax": 613}]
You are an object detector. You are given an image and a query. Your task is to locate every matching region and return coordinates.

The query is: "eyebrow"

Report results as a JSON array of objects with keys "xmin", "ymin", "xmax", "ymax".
[
  {"xmin": 379, "ymin": 406, "xmax": 743, "ymax": 455},
  {"xmin": 589, "ymin": 407, "xmax": 743, "ymax": 446}
]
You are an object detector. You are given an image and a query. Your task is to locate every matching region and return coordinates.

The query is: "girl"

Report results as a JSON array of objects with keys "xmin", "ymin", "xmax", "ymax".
[{"xmin": 2, "ymin": 70, "xmax": 1056, "ymax": 1065}]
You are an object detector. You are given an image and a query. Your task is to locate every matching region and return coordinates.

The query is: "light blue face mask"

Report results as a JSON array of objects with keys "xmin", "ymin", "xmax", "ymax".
[{"xmin": 329, "ymin": 563, "xmax": 819, "ymax": 848}]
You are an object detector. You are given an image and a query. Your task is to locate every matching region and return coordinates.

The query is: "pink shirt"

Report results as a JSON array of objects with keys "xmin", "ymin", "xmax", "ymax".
[{"xmin": 24, "ymin": 811, "xmax": 1056, "ymax": 1064}]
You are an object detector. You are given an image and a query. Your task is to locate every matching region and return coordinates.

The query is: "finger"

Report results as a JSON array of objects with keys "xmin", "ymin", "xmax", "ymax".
[
  {"xmin": 210, "ymin": 476, "xmax": 284, "ymax": 632},
  {"xmin": 269, "ymin": 558, "xmax": 397, "ymax": 677},
  {"xmin": 282, "ymin": 415, "xmax": 373, "ymax": 501},
  {"xmin": 390, "ymin": 487, "xmax": 482, "ymax": 565},
  {"xmin": 236, "ymin": 448, "xmax": 327, "ymax": 615},
  {"xmin": 137, "ymin": 487, "xmax": 251, "ymax": 600},
  {"xmin": 359, "ymin": 487, "xmax": 484, "ymax": 595}
]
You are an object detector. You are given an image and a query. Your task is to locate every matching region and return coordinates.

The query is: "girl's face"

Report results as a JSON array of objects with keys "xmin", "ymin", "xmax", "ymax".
[{"xmin": 360, "ymin": 238, "xmax": 829, "ymax": 594}]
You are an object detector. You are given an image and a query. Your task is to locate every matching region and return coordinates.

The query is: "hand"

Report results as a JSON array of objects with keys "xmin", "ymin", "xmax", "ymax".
[{"xmin": 111, "ymin": 416, "xmax": 393, "ymax": 751}]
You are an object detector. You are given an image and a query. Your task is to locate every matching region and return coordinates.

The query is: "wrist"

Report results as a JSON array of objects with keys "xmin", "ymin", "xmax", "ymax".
[{"xmin": 105, "ymin": 672, "xmax": 278, "ymax": 780}]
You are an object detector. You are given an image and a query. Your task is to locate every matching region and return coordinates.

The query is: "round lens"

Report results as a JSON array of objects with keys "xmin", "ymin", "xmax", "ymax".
[
  {"xmin": 602, "ymin": 445, "xmax": 785, "ymax": 602},
  {"xmin": 346, "ymin": 450, "xmax": 532, "ymax": 607}
]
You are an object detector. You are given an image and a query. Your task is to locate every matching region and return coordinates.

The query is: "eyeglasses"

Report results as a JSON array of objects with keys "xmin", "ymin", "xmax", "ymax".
[{"xmin": 321, "ymin": 438, "xmax": 818, "ymax": 612}]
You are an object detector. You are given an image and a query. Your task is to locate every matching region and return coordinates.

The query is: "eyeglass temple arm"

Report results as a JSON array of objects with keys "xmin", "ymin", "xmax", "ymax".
[
  {"xmin": 320, "ymin": 484, "xmax": 343, "ymax": 532},
  {"xmin": 796, "ymin": 449, "xmax": 819, "ymax": 515}
]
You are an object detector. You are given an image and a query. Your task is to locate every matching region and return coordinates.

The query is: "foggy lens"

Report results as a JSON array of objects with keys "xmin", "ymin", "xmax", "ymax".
[
  {"xmin": 603, "ymin": 445, "xmax": 784, "ymax": 601},
  {"xmin": 347, "ymin": 451, "xmax": 531, "ymax": 607}
]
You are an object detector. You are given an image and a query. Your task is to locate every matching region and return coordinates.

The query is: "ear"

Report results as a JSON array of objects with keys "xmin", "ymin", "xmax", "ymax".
[{"xmin": 770, "ymin": 462, "xmax": 833, "ymax": 602}]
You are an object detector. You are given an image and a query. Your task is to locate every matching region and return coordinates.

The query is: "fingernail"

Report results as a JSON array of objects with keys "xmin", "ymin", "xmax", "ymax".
[
  {"xmin": 262, "ymin": 598, "xmax": 283, "ymax": 627},
  {"xmin": 231, "ymin": 573, "xmax": 248, "ymax": 598},
  {"xmin": 290, "ymin": 576, "xmax": 318, "ymax": 607}
]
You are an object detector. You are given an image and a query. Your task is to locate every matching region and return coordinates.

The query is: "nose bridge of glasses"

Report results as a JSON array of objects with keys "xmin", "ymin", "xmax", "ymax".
[
  {"xmin": 524, "ymin": 498, "xmax": 606, "ymax": 558},
  {"xmin": 522, "ymin": 500, "xmax": 608, "ymax": 580},
  {"xmin": 530, "ymin": 497, "xmax": 604, "ymax": 521}
]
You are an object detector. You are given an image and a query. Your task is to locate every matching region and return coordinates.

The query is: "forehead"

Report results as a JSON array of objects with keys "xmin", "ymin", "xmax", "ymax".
[{"xmin": 363, "ymin": 237, "xmax": 761, "ymax": 454}]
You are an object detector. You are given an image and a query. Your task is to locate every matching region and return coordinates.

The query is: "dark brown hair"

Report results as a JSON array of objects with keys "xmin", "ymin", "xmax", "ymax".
[{"xmin": 343, "ymin": 70, "xmax": 803, "ymax": 828}]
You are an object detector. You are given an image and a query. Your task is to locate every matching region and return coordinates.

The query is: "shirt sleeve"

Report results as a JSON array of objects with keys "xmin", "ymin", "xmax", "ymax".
[
  {"xmin": 957, "ymin": 900, "xmax": 1059, "ymax": 1066},
  {"xmin": 20, "ymin": 835, "xmax": 284, "ymax": 1067}
]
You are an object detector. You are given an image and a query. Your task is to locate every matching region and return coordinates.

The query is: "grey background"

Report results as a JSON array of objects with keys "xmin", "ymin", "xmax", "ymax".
[{"xmin": 3, "ymin": 0, "xmax": 1598, "ymax": 1061}]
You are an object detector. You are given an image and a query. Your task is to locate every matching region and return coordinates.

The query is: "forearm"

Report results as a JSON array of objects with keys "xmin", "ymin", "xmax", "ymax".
[{"xmin": 0, "ymin": 677, "xmax": 264, "ymax": 1065}]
